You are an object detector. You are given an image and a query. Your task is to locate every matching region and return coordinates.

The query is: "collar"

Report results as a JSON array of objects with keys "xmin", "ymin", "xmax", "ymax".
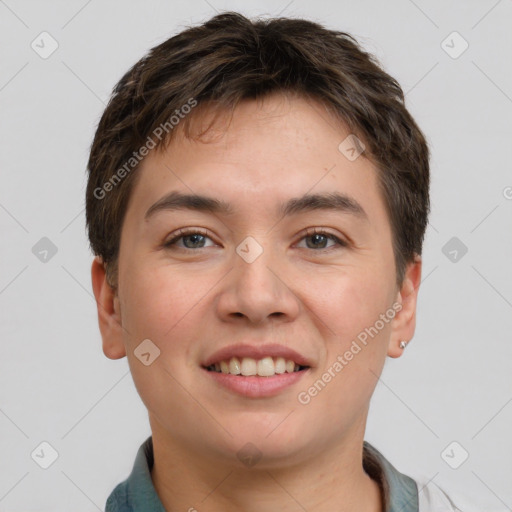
[
  {"xmin": 106, "ymin": 436, "xmax": 166, "ymax": 512},
  {"xmin": 106, "ymin": 437, "xmax": 419, "ymax": 512},
  {"xmin": 363, "ymin": 440, "xmax": 419, "ymax": 511}
]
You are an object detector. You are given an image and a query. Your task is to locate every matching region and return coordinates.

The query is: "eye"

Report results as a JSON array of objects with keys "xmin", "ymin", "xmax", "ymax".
[
  {"xmin": 163, "ymin": 227, "xmax": 348, "ymax": 252},
  {"xmin": 296, "ymin": 228, "xmax": 348, "ymax": 251},
  {"xmin": 163, "ymin": 228, "xmax": 216, "ymax": 250}
]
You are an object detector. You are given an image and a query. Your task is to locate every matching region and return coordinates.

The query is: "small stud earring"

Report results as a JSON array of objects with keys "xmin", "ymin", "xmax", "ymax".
[{"xmin": 399, "ymin": 340, "xmax": 408, "ymax": 349}]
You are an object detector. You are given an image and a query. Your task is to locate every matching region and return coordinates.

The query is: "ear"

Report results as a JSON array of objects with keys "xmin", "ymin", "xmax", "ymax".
[
  {"xmin": 91, "ymin": 256, "xmax": 126, "ymax": 360},
  {"xmin": 387, "ymin": 255, "xmax": 422, "ymax": 358}
]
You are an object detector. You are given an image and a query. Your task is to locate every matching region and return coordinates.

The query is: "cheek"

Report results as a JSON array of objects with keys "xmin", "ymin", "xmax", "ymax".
[
  {"xmin": 305, "ymin": 267, "xmax": 392, "ymax": 406},
  {"xmin": 120, "ymin": 261, "xmax": 199, "ymax": 344},
  {"xmin": 302, "ymin": 282, "xmax": 391, "ymax": 425},
  {"xmin": 308, "ymin": 265, "xmax": 392, "ymax": 344},
  {"xmin": 118, "ymin": 264, "xmax": 206, "ymax": 422}
]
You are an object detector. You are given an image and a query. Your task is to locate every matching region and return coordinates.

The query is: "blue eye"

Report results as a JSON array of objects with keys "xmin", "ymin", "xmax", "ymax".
[
  {"xmin": 164, "ymin": 229, "xmax": 214, "ymax": 250},
  {"xmin": 297, "ymin": 229, "xmax": 347, "ymax": 251}
]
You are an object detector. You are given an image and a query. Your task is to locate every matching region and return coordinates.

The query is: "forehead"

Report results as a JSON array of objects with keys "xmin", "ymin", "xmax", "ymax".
[{"xmin": 125, "ymin": 94, "xmax": 389, "ymax": 232}]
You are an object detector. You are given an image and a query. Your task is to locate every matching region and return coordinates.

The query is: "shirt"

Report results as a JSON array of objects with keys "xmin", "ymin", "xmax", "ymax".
[{"xmin": 105, "ymin": 436, "xmax": 463, "ymax": 512}]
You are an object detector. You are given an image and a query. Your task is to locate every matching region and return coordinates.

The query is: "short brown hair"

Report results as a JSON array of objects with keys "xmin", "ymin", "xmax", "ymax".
[{"xmin": 86, "ymin": 11, "xmax": 430, "ymax": 290}]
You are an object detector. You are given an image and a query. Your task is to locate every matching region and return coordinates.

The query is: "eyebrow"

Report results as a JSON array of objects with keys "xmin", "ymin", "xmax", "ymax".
[{"xmin": 144, "ymin": 190, "xmax": 368, "ymax": 222}]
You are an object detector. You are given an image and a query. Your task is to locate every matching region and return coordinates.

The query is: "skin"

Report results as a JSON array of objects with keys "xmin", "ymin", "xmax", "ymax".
[{"xmin": 92, "ymin": 92, "xmax": 422, "ymax": 512}]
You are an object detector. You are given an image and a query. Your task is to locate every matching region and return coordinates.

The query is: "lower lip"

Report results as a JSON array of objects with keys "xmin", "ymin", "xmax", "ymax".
[{"xmin": 203, "ymin": 368, "xmax": 309, "ymax": 398}]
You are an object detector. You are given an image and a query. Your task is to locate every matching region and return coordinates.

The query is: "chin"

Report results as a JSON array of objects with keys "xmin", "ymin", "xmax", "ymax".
[{"xmin": 217, "ymin": 417, "xmax": 312, "ymax": 463}]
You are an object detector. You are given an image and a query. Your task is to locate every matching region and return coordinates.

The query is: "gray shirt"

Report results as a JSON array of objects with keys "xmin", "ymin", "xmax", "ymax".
[{"xmin": 105, "ymin": 437, "xmax": 462, "ymax": 511}]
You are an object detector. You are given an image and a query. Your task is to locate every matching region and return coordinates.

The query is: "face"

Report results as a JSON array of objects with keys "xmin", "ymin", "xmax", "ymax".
[{"xmin": 92, "ymin": 92, "xmax": 421, "ymax": 467}]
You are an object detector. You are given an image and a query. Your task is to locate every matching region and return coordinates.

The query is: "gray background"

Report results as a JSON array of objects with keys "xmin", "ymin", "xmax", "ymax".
[{"xmin": 1, "ymin": 0, "xmax": 511, "ymax": 510}]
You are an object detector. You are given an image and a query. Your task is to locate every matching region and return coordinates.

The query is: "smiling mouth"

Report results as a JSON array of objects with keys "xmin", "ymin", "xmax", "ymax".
[{"xmin": 204, "ymin": 356, "xmax": 309, "ymax": 377}]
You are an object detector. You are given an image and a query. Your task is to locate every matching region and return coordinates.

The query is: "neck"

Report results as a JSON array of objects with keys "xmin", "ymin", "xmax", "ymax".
[{"xmin": 150, "ymin": 424, "xmax": 383, "ymax": 512}]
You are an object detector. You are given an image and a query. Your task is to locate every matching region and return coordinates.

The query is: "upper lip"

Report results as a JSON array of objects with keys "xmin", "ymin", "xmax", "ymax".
[{"xmin": 202, "ymin": 343, "xmax": 313, "ymax": 368}]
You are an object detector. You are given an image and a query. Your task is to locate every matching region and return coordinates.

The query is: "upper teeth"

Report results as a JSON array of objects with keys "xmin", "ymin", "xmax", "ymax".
[{"xmin": 208, "ymin": 356, "xmax": 303, "ymax": 377}]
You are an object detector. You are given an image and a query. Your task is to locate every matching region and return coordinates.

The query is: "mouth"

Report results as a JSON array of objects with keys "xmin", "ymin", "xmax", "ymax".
[
  {"xmin": 204, "ymin": 356, "xmax": 310, "ymax": 377},
  {"xmin": 201, "ymin": 344, "xmax": 312, "ymax": 397},
  {"xmin": 202, "ymin": 358, "xmax": 310, "ymax": 398}
]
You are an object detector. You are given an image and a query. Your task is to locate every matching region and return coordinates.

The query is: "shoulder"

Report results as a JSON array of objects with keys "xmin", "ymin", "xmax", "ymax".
[
  {"xmin": 363, "ymin": 441, "xmax": 473, "ymax": 512},
  {"xmin": 105, "ymin": 480, "xmax": 132, "ymax": 512}
]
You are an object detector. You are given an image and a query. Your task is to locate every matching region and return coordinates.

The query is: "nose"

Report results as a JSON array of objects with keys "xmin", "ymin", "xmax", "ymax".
[{"xmin": 215, "ymin": 242, "xmax": 300, "ymax": 325}]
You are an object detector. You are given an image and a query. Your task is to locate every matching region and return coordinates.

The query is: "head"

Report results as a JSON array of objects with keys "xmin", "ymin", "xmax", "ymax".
[{"xmin": 88, "ymin": 12, "xmax": 429, "ymax": 465}]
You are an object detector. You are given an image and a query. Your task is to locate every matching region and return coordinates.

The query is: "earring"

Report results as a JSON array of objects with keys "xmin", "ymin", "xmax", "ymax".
[{"xmin": 399, "ymin": 340, "xmax": 408, "ymax": 349}]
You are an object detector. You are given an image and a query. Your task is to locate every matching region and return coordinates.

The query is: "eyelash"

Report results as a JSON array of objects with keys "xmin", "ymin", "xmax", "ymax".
[{"xmin": 163, "ymin": 228, "xmax": 348, "ymax": 252}]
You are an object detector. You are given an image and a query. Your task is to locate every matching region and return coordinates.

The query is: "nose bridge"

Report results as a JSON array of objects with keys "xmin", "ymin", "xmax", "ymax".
[{"xmin": 218, "ymin": 235, "xmax": 298, "ymax": 324}]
